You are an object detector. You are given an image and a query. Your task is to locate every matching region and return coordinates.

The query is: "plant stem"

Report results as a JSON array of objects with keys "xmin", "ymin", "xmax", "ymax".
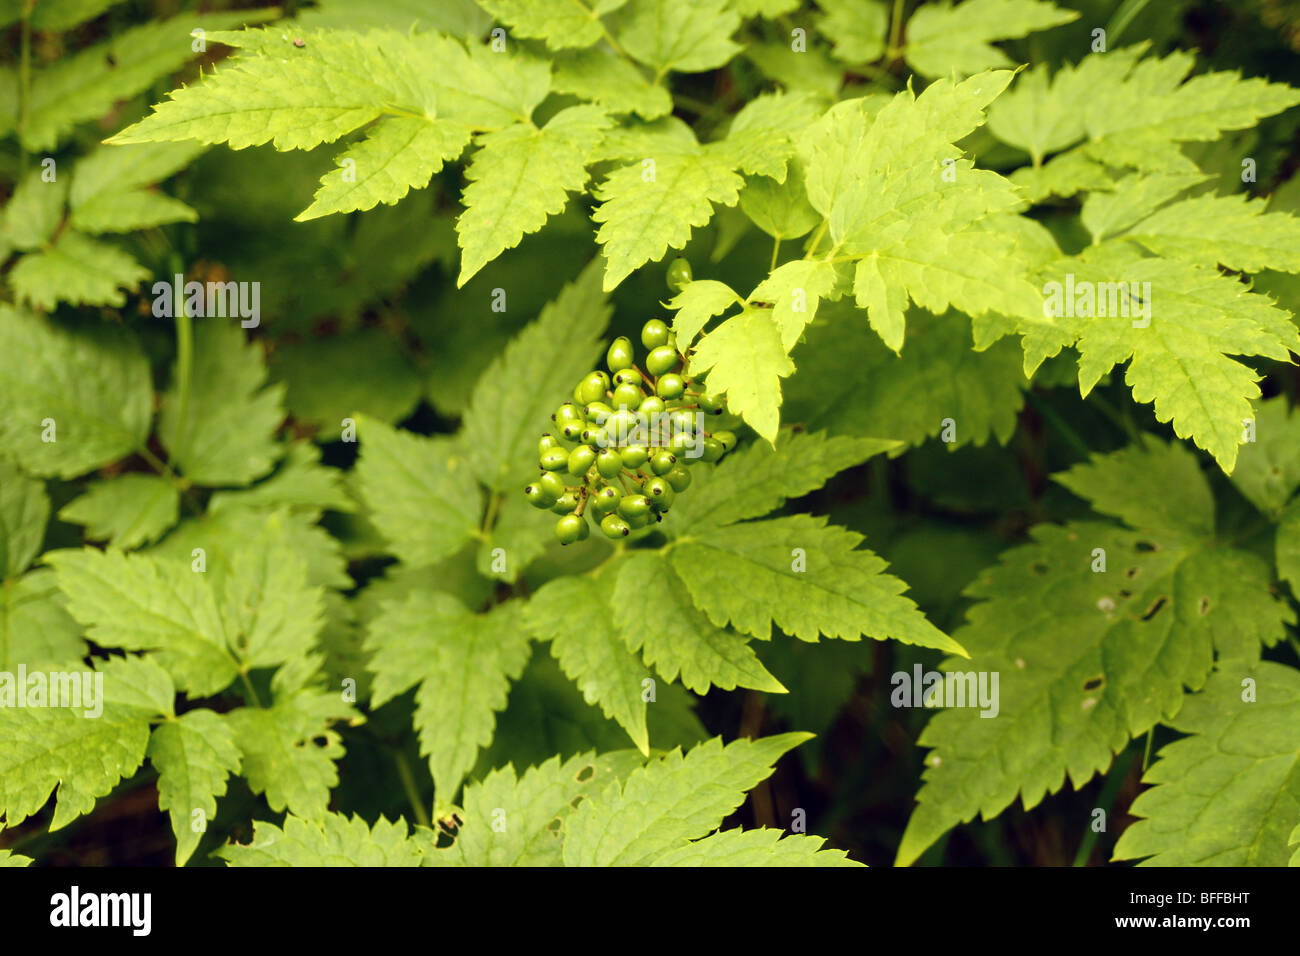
[
  {"xmin": 1072, "ymin": 746, "xmax": 1136, "ymax": 866},
  {"xmin": 805, "ymin": 220, "xmax": 829, "ymax": 259},
  {"xmin": 770, "ymin": 236, "xmax": 781, "ymax": 271},
  {"xmin": 169, "ymin": 255, "xmax": 195, "ymax": 460},
  {"xmin": 17, "ymin": 0, "xmax": 32, "ymax": 166},
  {"xmin": 238, "ymin": 670, "xmax": 263, "ymax": 709},
  {"xmin": 393, "ymin": 750, "xmax": 432, "ymax": 829},
  {"xmin": 886, "ymin": 0, "xmax": 906, "ymax": 61}
]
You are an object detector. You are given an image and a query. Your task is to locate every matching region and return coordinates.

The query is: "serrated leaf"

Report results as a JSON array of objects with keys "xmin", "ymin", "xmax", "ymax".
[
  {"xmin": 477, "ymin": 0, "xmax": 627, "ymax": 50},
  {"xmin": 460, "ymin": 259, "xmax": 611, "ymax": 490},
  {"xmin": 0, "ymin": 571, "xmax": 85, "ymax": 671},
  {"xmin": 751, "ymin": 258, "xmax": 838, "ymax": 351},
  {"xmin": 1119, "ymin": 193, "xmax": 1300, "ymax": 274},
  {"xmin": 671, "ymin": 514, "xmax": 965, "ymax": 655},
  {"xmin": 10, "ymin": 230, "xmax": 148, "ymax": 310},
  {"xmin": 297, "ymin": 117, "xmax": 472, "ymax": 220},
  {"xmin": 2, "ymin": 170, "xmax": 67, "ymax": 250},
  {"xmin": 650, "ymin": 826, "xmax": 860, "ymax": 866},
  {"xmin": 219, "ymin": 813, "xmax": 426, "ymax": 866},
  {"xmin": 353, "ymin": 417, "xmax": 482, "ymax": 568},
  {"xmin": 0, "ymin": 655, "xmax": 172, "ymax": 831},
  {"xmin": 687, "ymin": 309, "xmax": 792, "ymax": 443},
  {"xmin": 69, "ymin": 142, "xmax": 205, "ymax": 234},
  {"xmin": 615, "ymin": 0, "xmax": 741, "ymax": 77},
  {"xmin": 612, "ymin": 552, "xmax": 785, "ymax": 695},
  {"xmin": 903, "ymin": 0, "xmax": 1078, "ymax": 79},
  {"xmin": 1113, "ymin": 663, "xmax": 1300, "ymax": 866},
  {"xmin": 814, "ymin": 0, "xmax": 888, "ymax": 65},
  {"xmin": 562, "ymin": 733, "xmax": 809, "ymax": 866},
  {"xmin": 46, "ymin": 548, "xmax": 238, "ymax": 697},
  {"xmin": 208, "ymin": 442, "xmax": 354, "ymax": 515},
  {"xmin": 896, "ymin": 444, "xmax": 1294, "ymax": 866},
  {"xmin": 149, "ymin": 709, "xmax": 241, "ymax": 866},
  {"xmin": 592, "ymin": 142, "xmax": 744, "ymax": 290},
  {"xmin": 0, "ymin": 307, "xmax": 152, "ymax": 479},
  {"xmin": 525, "ymin": 576, "xmax": 652, "ymax": 753},
  {"xmin": 551, "ymin": 48, "xmax": 672, "ymax": 119},
  {"xmin": 671, "ymin": 430, "xmax": 897, "ymax": 531},
  {"xmin": 0, "ymin": 457, "xmax": 49, "ymax": 579},
  {"xmin": 227, "ymin": 689, "xmax": 357, "ymax": 820},
  {"xmin": 58, "ymin": 474, "xmax": 180, "ymax": 551},
  {"xmin": 666, "ymin": 279, "xmax": 742, "ymax": 347},
  {"xmin": 159, "ymin": 321, "xmax": 285, "ymax": 487},
  {"xmin": 738, "ymin": 161, "xmax": 820, "ymax": 241},
  {"xmin": 457, "ymin": 105, "xmax": 611, "ymax": 285},
  {"xmin": 720, "ymin": 91, "xmax": 820, "ymax": 182},
  {"xmin": 442, "ymin": 749, "xmax": 645, "ymax": 866},
  {"xmin": 366, "ymin": 592, "xmax": 531, "ymax": 801}
]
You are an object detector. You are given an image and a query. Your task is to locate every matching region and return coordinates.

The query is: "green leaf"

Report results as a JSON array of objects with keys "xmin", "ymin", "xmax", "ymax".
[
  {"xmin": 1113, "ymin": 663, "xmax": 1300, "ymax": 866},
  {"xmin": 749, "ymin": 257, "xmax": 838, "ymax": 352},
  {"xmin": 1118, "ymin": 192, "xmax": 1300, "ymax": 274},
  {"xmin": 441, "ymin": 749, "xmax": 646, "ymax": 866},
  {"xmin": 0, "ymin": 457, "xmax": 49, "ymax": 579},
  {"xmin": 477, "ymin": 0, "xmax": 627, "ymax": 49},
  {"xmin": 903, "ymin": 0, "xmax": 1078, "ymax": 79},
  {"xmin": 670, "ymin": 429, "xmax": 898, "ymax": 531},
  {"xmin": 814, "ymin": 0, "xmax": 888, "ymax": 65},
  {"xmin": 896, "ymin": 443, "xmax": 1294, "ymax": 866},
  {"xmin": 672, "ymin": 514, "xmax": 965, "ymax": 655},
  {"xmin": 69, "ymin": 142, "xmax": 205, "ymax": 234},
  {"xmin": 58, "ymin": 475, "xmax": 180, "ymax": 551},
  {"xmin": 208, "ymin": 442, "xmax": 354, "ymax": 515},
  {"xmin": 561, "ymin": 733, "xmax": 810, "ymax": 866},
  {"xmin": 2, "ymin": 170, "xmax": 67, "ymax": 250},
  {"xmin": 23, "ymin": 11, "xmax": 276, "ymax": 151},
  {"xmin": 353, "ymin": 417, "xmax": 482, "ymax": 568},
  {"xmin": 0, "ymin": 655, "xmax": 172, "ymax": 831},
  {"xmin": 739, "ymin": 162, "xmax": 821, "ymax": 241},
  {"xmin": 720, "ymin": 91, "xmax": 820, "ymax": 182},
  {"xmin": 687, "ymin": 309, "xmax": 793, "ymax": 443},
  {"xmin": 460, "ymin": 259, "xmax": 612, "ymax": 490},
  {"xmin": 297, "ymin": 117, "xmax": 473, "ymax": 220},
  {"xmin": 552, "ymin": 48, "xmax": 672, "ymax": 119},
  {"xmin": 159, "ymin": 321, "xmax": 286, "ymax": 487},
  {"xmin": 219, "ymin": 813, "xmax": 427, "ymax": 866},
  {"xmin": 10, "ymin": 231, "xmax": 149, "ymax": 310},
  {"xmin": 666, "ymin": 279, "xmax": 742, "ymax": 347},
  {"xmin": 592, "ymin": 141, "xmax": 744, "ymax": 290},
  {"xmin": 525, "ymin": 575, "xmax": 652, "ymax": 754},
  {"xmin": 148, "ymin": 709, "xmax": 241, "ymax": 866},
  {"xmin": 0, "ymin": 571, "xmax": 85, "ymax": 671},
  {"xmin": 46, "ymin": 548, "xmax": 238, "ymax": 697},
  {"xmin": 615, "ymin": 0, "xmax": 741, "ymax": 76},
  {"xmin": 1033, "ymin": 243, "xmax": 1300, "ymax": 472},
  {"xmin": 0, "ymin": 307, "xmax": 152, "ymax": 479},
  {"xmin": 366, "ymin": 592, "xmax": 531, "ymax": 802},
  {"xmin": 227, "ymin": 689, "xmax": 357, "ymax": 820},
  {"xmin": 650, "ymin": 826, "xmax": 860, "ymax": 866},
  {"xmin": 1280, "ymin": 499, "xmax": 1300, "ymax": 593},
  {"xmin": 612, "ymin": 553, "xmax": 785, "ymax": 695},
  {"xmin": 457, "ymin": 105, "xmax": 611, "ymax": 285}
]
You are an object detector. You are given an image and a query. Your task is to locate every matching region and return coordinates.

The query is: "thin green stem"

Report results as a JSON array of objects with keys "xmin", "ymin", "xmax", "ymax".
[
  {"xmin": 1142, "ymin": 728, "xmax": 1154, "ymax": 772},
  {"xmin": 238, "ymin": 669, "xmax": 263, "ymax": 709},
  {"xmin": 770, "ymin": 236, "xmax": 781, "ymax": 272},
  {"xmin": 169, "ymin": 255, "xmax": 195, "ymax": 464},
  {"xmin": 18, "ymin": 0, "xmax": 32, "ymax": 167},
  {"xmin": 1072, "ymin": 746, "xmax": 1137, "ymax": 866},
  {"xmin": 481, "ymin": 492, "xmax": 502, "ymax": 537},
  {"xmin": 886, "ymin": 0, "xmax": 906, "ymax": 60},
  {"xmin": 805, "ymin": 220, "xmax": 830, "ymax": 259},
  {"xmin": 393, "ymin": 750, "xmax": 432, "ymax": 829}
]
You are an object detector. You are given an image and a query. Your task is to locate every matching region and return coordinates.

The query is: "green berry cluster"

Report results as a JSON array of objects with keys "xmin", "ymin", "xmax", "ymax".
[{"xmin": 524, "ymin": 314, "xmax": 735, "ymax": 545}]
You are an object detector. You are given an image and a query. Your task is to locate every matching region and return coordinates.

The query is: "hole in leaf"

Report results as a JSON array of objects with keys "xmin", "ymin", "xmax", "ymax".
[
  {"xmin": 1198, "ymin": 596, "xmax": 1211, "ymax": 616},
  {"xmin": 311, "ymin": 735, "xmax": 328, "ymax": 747},
  {"xmin": 1134, "ymin": 540, "xmax": 1158, "ymax": 553},
  {"xmin": 1141, "ymin": 596, "xmax": 1168, "ymax": 621},
  {"xmin": 1125, "ymin": 566, "xmax": 1141, "ymax": 579},
  {"xmin": 546, "ymin": 816, "xmax": 563, "ymax": 835},
  {"xmin": 1118, "ymin": 589, "xmax": 1131, "ymax": 599},
  {"xmin": 574, "ymin": 764, "xmax": 596, "ymax": 783},
  {"xmin": 569, "ymin": 794, "xmax": 585, "ymax": 811},
  {"xmin": 1083, "ymin": 675, "xmax": 1104, "ymax": 691}
]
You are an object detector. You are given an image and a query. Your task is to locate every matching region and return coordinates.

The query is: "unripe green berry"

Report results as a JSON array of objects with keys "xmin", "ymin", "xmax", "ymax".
[
  {"xmin": 646, "ymin": 345, "xmax": 678, "ymax": 377},
  {"xmin": 621, "ymin": 444, "xmax": 649, "ymax": 468},
  {"xmin": 644, "ymin": 477, "xmax": 675, "ymax": 510},
  {"xmin": 698, "ymin": 393, "xmax": 726, "ymax": 414},
  {"xmin": 665, "ymin": 465, "xmax": 692, "ymax": 492},
  {"xmin": 713, "ymin": 430, "xmax": 737, "ymax": 451},
  {"xmin": 567, "ymin": 445, "xmax": 596, "ymax": 476},
  {"xmin": 611, "ymin": 382, "xmax": 642, "ymax": 409},
  {"xmin": 701, "ymin": 437, "xmax": 725, "ymax": 462},
  {"xmin": 600, "ymin": 514, "xmax": 631, "ymax": 539},
  {"xmin": 607, "ymin": 336, "xmax": 634, "ymax": 372},
  {"xmin": 613, "ymin": 368, "xmax": 642, "ymax": 387},
  {"xmin": 560, "ymin": 420, "xmax": 585, "ymax": 442},
  {"xmin": 555, "ymin": 514, "xmax": 584, "ymax": 545},
  {"xmin": 618, "ymin": 494, "xmax": 651, "ymax": 519},
  {"xmin": 554, "ymin": 403, "xmax": 585, "ymax": 423},
  {"xmin": 580, "ymin": 424, "xmax": 608, "ymax": 447},
  {"xmin": 538, "ymin": 434, "xmax": 561, "ymax": 455},
  {"xmin": 666, "ymin": 257, "xmax": 692, "ymax": 293},
  {"xmin": 657, "ymin": 373, "xmax": 685, "ymax": 399},
  {"xmin": 592, "ymin": 486, "xmax": 621, "ymax": 513},
  {"xmin": 642, "ymin": 319, "xmax": 670, "ymax": 350},
  {"xmin": 604, "ymin": 409, "xmax": 638, "ymax": 445},
  {"xmin": 577, "ymin": 374, "xmax": 608, "ymax": 405},
  {"xmin": 550, "ymin": 492, "xmax": 581, "ymax": 514},
  {"xmin": 638, "ymin": 395, "xmax": 666, "ymax": 416},
  {"xmin": 627, "ymin": 510, "xmax": 653, "ymax": 529},
  {"xmin": 576, "ymin": 515, "xmax": 591, "ymax": 540},
  {"xmin": 596, "ymin": 448, "xmax": 623, "ymax": 479},
  {"xmin": 540, "ymin": 449, "xmax": 570, "ymax": 471},
  {"xmin": 524, "ymin": 483, "xmax": 555, "ymax": 509},
  {"xmin": 538, "ymin": 472, "xmax": 567, "ymax": 499},
  {"xmin": 650, "ymin": 450, "xmax": 677, "ymax": 475}
]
